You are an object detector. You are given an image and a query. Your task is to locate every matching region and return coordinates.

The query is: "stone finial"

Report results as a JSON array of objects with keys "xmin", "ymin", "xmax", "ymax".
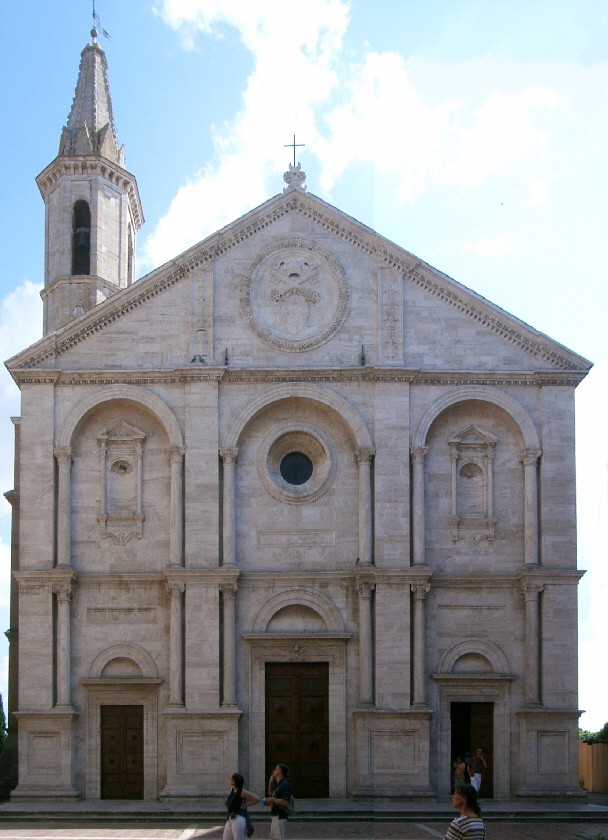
[{"xmin": 283, "ymin": 162, "xmax": 307, "ymax": 192}]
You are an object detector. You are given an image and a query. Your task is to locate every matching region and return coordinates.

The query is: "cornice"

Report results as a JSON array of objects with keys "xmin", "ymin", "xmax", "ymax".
[
  {"xmin": 8, "ymin": 365, "xmax": 587, "ymax": 389},
  {"xmin": 7, "ymin": 190, "xmax": 591, "ymax": 373},
  {"xmin": 36, "ymin": 155, "xmax": 144, "ymax": 230},
  {"xmin": 222, "ymin": 367, "xmax": 586, "ymax": 387},
  {"xmin": 222, "ymin": 366, "xmax": 417, "ymax": 384},
  {"xmin": 432, "ymin": 569, "xmax": 585, "ymax": 588},
  {"xmin": 14, "ymin": 568, "xmax": 78, "ymax": 588},
  {"xmin": 10, "ymin": 368, "xmax": 226, "ymax": 387}
]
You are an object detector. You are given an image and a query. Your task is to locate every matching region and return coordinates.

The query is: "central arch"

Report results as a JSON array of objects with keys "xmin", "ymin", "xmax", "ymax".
[{"xmin": 222, "ymin": 382, "xmax": 373, "ymax": 451}]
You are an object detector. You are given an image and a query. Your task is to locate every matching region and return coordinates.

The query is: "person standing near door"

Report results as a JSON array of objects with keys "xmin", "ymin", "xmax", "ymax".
[
  {"xmin": 223, "ymin": 773, "xmax": 261, "ymax": 840},
  {"xmin": 468, "ymin": 749, "xmax": 487, "ymax": 793},
  {"xmin": 263, "ymin": 764, "xmax": 291, "ymax": 840}
]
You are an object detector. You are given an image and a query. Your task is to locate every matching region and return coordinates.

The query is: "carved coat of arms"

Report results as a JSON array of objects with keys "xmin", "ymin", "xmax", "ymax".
[{"xmin": 240, "ymin": 238, "xmax": 350, "ymax": 352}]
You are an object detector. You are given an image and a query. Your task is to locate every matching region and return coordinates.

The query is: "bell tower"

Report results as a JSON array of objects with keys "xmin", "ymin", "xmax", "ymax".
[{"xmin": 36, "ymin": 28, "xmax": 144, "ymax": 335}]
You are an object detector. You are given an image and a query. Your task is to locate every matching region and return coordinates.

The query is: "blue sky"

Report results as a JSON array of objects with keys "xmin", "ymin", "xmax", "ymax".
[{"xmin": 0, "ymin": 0, "xmax": 607, "ymax": 730}]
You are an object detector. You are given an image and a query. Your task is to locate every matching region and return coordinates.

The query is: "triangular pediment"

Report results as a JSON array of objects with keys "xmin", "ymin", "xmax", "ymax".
[
  {"xmin": 98, "ymin": 421, "xmax": 146, "ymax": 443},
  {"xmin": 449, "ymin": 425, "xmax": 497, "ymax": 448},
  {"xmin": 5, "ymin": 187, "xmax": 591, "ymax": 376}
]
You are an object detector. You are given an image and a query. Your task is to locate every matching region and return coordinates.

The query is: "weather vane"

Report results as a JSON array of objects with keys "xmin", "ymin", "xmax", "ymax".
[
  {"xmin": 284, "ymin": 134, "xmax": 305, "ymax": 168},
  {"xmin": 92, "ymin": 0, "xmax": 111, "ymax": 39}
]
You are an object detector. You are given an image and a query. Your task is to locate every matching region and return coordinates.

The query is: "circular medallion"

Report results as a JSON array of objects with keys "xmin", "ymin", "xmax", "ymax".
[
  {"xmin": 257, "ymin": 423, "xmax": 336, "ymax": 505},
  {"xmin": 240, "ymin": 238, "xmax": 350, "ymax": 351}
]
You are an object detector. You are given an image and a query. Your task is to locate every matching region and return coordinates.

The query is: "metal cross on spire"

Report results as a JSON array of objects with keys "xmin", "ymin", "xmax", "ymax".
[
  {"xmin": 284, "ymin": 135, "xmax": 305, "ymax": 167},
  {"xmin": 92, "ymin": 0, "xmax": 111, "ymax": 39}
]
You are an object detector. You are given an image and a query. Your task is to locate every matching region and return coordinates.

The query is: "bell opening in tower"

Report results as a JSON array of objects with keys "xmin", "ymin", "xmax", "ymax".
[{"xmin": 72, "ymin": 199, "xmax": 91, "ymax": 275}]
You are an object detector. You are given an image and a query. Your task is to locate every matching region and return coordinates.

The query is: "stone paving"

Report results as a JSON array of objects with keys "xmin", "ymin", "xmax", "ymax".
[{"xmin": 0, "ymin": 821, "xmax": 608, "ymax": 840}]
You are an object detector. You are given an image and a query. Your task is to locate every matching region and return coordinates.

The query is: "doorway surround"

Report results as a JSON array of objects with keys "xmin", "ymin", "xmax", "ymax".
[
  {"xmin": 433, "ymin": 639, "xmax": 515, "ymax": 799},
  {"xmin": 244, "ymin": 633, "xmax": 350, "ymax": 797}
]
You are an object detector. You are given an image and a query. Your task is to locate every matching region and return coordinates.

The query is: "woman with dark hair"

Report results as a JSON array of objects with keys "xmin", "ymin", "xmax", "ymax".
[
  {"xmin": 224, "ymin": 773, "xmax": 261, "ymax": 840},
  {"xmin": 445, "ymin": 782, "xmax": 486, "ymax": 840}
]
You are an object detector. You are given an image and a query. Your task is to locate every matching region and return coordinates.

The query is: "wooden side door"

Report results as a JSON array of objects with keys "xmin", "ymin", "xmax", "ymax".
[
  {"xmin": 100, "ymin": 705, "xmax": 144, "ymax": 799},
  {"xmin": 265, "ymin": 662, "xmax": 329, "ymax": 798}
]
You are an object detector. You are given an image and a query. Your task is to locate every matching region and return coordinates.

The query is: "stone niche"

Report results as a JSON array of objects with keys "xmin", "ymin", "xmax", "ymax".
[
  {"xmin": 448, "ymin": 424, "xmax": 497, "ymax": 544},
  {"xmin": 97, "ymin": 421, "xmax": 146, "ymax": 543}
]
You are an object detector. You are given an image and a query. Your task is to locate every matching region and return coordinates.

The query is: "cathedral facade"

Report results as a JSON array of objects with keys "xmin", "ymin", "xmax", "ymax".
[{"xmin": 4, "ymin": 32, "xmax": 590, "ymax": 801}]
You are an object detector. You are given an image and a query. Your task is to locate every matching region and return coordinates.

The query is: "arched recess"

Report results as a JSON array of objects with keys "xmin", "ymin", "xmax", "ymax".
[
  {"xmin": 56, "ymin": 384, "xmax": 183, "ymax": 449},
  {"xmin": 412, "ymin": 385, "xmax": 540, "ymax": 451},
  {"xmin": 88, "ymin": 643, "xmax": 158, "ymax": 679},
  {"xmin": 252, "ymin": 588, "xmax": 345, "ymax": 633},
  {"xmin": 438, "ymin": 639, "xmax": 510, "ymax": 675},
  {"xmin": 222, "ymin": 383, "xmax": 373, "ymax": 451}
]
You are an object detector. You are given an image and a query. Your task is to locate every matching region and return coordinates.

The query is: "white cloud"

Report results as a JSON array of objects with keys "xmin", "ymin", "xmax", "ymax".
[
  {"xmin": 143, "ymin": 2, "xmax": 571, "ymax": 272},
  {"xmin": 462, "ymin": 234, "xmax": 511, "ymax": 257},
  {"xmin": 0, "ymin": 282, "xmax": 43, "ymax": 525},
  {"xmin": 576, "ymin": 358, "xmax": 608, "ymax": 731},
  {"xmin": 142, "ymin": 0, "xmax": 350, "ymax": 269},
  {"xmin": 437, "ymin": 88, "xmax": 561, "ymax": 191}
]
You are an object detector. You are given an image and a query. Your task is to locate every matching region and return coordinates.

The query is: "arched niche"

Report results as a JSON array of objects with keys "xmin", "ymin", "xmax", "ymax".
[
  {"xmin": 88, "ymin": 643, "xmax": 158, "ymax": 679},
  {"xmin": 438, "ymin": 638, "xmax": 510, "ymax": 675},
  {"xmin": 56, "ymin": 384, "xmax": 183, "ymax": 450},
  {"xmin": 222, "ymin": 382, "xmax": 372, "ymax": 452},
  {"xmin": 252, "ymin": 588, "xmax": 345, "ymax": 634},
  {"xmin": 412, "ymin": 385, "xmax": 540, "ymax": 451}
]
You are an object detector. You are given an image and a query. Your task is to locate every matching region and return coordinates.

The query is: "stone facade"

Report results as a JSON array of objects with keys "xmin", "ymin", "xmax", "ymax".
[{"xmin": 4, "ymin": 34, "xmax": 590, "ymax": 801}]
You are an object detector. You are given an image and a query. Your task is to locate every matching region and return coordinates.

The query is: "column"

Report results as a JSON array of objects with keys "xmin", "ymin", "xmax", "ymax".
[
  {"xmin": 356, "ymin": 578, "xmax": 375, "ymax": 705},
  {"xmin": 356, "ymin": 447, "xmax": 375, "ymax": 567},
  {"xmin": 167, "ymin": 582, "xmax": 185, "ymax": 705},
  {"xmin": 411, "ymin": 447, "xmax": 428, "ymax": 566},
  {"xmin": 169, "ymin": 447, "xmax": 185, "ymax": 567},
  {"xmin": 521, "ymin": 449, "xmax": 542, "ymax": 567},
  {"xmin": 54, "ymin": 448, "xmax": 72, "ymax": 568},
  {"xmin": 220, "ymin": 448, "xmax": 238, "ymax": 568},
  {"xmin": 52, "ymin": 583, "xmax": 73, "ymax": 708},
  {"xmin": 521, "ymin": 581, "xmax": 544, "ymax": 705},
  {"xmin": 220, "ymin": 582, "xmax": 237, "ymax": 706},
  {"xmin": 98, "ymin": 442, "xmax": 107, "ymax": 522},
  {"xmin": 411, "ymin": 583, "xmax": 430, "ymax": 706}
]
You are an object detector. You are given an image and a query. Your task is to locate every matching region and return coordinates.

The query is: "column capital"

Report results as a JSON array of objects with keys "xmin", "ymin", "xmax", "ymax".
[
  {"xmin": 521, "ymin": 580, "xmax": 544, "ymax": 599},
  {"xmin": 54, "ymin": 447, "xmax": 73, "ymax": 464},
  {"xmin": 411, "ymin": 583, "xmax": 431, "ymax": 600},
  {"xmin": 356, "ymin": 577, "xmax": 375, "ymax": 597},
  {"xmin": 220, "ymin": 447, "xmax": 239, "ymax": 465},
  {"xmin": 520, "ymin": 448, "xmax": 542, "ymax": 466},
  {"xmin": 169, "ymin": 446, "xmax": 186, "ymax": 463},
  {"xmin": 219, "ymin": 582, "xmax": 238, "ymax": 598},
  {"xmin": 166, "ymin": 581, "xmax": 186, "ymax": 595},
  {"xmin": 410, "ymin": 446, "xmax": 429, "ymax": 463},
  {"xmin": 355, "ymin": 446, "xmax": 375, "ymax": 464},
  {"xmin": 52, "ymin": 583, "xmax": 74, "ymax": 602}
]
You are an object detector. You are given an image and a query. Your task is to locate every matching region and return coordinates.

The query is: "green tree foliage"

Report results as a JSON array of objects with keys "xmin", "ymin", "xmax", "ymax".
[{"xmin": 579, "ymin": 721, "xmax": 608, "ymax": 741}]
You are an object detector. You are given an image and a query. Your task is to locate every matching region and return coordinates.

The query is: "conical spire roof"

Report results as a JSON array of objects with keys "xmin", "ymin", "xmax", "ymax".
[{"xmin": 58, "ymin": 28, "xmax": 124, "ymax": 165}]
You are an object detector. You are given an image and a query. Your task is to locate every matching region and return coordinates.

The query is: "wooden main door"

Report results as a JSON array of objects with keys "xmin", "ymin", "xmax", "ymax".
[
  {"xmin": 265, "ymin": 662, "xmax": 329, "ymax": 798},
  {"xmin": 100, "ymin": 705, "xmax": 144, "ymax": 799},
  {"xmin": 450, "ymin": 701, "xmax": 494, "ymax": 797}
]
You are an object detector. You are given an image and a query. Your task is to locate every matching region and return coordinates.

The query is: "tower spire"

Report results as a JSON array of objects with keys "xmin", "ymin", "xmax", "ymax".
[
  {"xmin": 36, "ymin": 33, "xmax": 143, "ymax": 335},
  {"xmin": 58, "ymin": 34, "xmax": 123, "ymax": 164}
]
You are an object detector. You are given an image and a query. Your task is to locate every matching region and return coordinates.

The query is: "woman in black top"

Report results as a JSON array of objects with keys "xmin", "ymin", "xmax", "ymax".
[{"xmin": 223, "ymin": 773, "xmax": 260, "ymax": 840}]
